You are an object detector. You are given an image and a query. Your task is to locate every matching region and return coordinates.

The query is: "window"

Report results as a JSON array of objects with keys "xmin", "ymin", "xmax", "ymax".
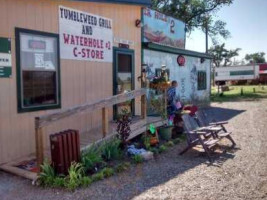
[
  {"xmin": 155, "ymin": 68, "xmax": 170, "ymax": 80},
  {"xmin": 197, "ymin": 71, "xmax": 207, "ymax": 90},
  {"xmin": 16, "ymin": 28, "xmax": 61, "ymax": 112}
]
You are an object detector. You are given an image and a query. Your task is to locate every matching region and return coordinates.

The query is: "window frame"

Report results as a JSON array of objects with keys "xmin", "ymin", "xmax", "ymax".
[
  {"xmin": 15, "ymin": 27, "xmax": 61, "ymax": 113},
  {"xmin": 197, "ymin": 71, "xmax": 207, "ymax": 91}
]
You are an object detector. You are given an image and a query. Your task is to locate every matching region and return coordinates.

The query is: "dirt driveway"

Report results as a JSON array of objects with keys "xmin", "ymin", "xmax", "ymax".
[{"xmin": 0, "ymin": 100, "xmax": 267, "ymax": 200}]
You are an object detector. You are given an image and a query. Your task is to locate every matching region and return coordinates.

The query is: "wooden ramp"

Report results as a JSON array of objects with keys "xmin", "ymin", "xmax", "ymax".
[
  {"xmin": 0, "ymin": 115, "xmax": 165, "ymax": 181},
  {"xmin": 80, "ymin": 116, "xmax": 166, "ymax": 151},
  {"xmin": 0, "ymin": 88, "xmax": 166, "ymax": 180}
]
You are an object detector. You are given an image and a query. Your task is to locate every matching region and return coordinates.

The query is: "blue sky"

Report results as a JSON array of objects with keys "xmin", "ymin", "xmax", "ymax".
[{"xmin": 186, "ymin": 0, "xmax": 267, "ymax": 61}]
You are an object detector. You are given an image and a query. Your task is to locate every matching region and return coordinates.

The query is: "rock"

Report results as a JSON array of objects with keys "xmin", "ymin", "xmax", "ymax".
[{"xmin": 140, "ymin": 151, "xmax": 154, "ymax": 161}]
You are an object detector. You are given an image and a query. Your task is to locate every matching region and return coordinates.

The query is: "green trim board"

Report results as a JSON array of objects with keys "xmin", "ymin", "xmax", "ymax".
[
  {"xmin": 0, "ymin": 37, "xmax": 12, "ymax": 78},
  {"xmin": 0, "ymin": 67, "xmax": 12, "ymax": 78},
  {"xmin": 143, "ymin": 42, "xmax": 212, "ymax": 59},
  {"xmin": 0, "ymin": 37, "xmax": 11, "ymax": 53},
  {"xmin": 15, "ymin": 27, "xmax": 61, "ymax": 113},
  {"xmin": 230, "ymin": 70, "xmax": 254, "ymax": 76}
]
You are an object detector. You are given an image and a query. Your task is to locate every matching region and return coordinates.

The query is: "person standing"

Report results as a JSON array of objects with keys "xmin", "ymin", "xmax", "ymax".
[{"xmin": 167, "ymin": 80, "xmax": 178, "ymax": 115}]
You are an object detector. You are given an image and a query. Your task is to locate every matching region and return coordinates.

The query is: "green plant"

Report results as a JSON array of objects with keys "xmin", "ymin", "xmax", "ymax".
[
  {"xmin": 101, "ymin": 167, "xmax": 115, "ymax": 178},
  {"xmin": 100, "ymin": 138, "xmax": 122, "ymax": 161},
  {"xmin": 150, "ymin": 96, "xmax": 167, "ymax": 120},
  {"xmin": 39, "ymin": 159, "xmax": 56, "ymax": 186},
  {"xmin": 159, "ymin": 145, "xmax": 167, "ymax": 153},
  {"xmin": 141, "ymin": 135, "xmax": 151, "ymax": 150},
  {"xmin": 172, "ymin": 138, "xmax": 180, "ymax": 144},
  {"xmin": 81, "ymin": 145, "xmax": 104, "ymax": 172},
  {"xmin": 91, "ymin": 171, "xmax": 104, "ymax": 182},
  {"xmin": 80, "ymin": 176, "xmax": 93, "ymax": 187},
  {"xmin": 115, "ymin": 162, "xmax": 131, "ymax": 173},
  {"xmin": 179, "ymin": 134, "xmax": 187, "ymax": 141},
  {"xmin": 53, "ymin": 177, "xmax": 65, "ymax": 188},
  {"xmin": 132, "ymin": 154, "xmax": 143, "ymax": 164},
  {"xmin": 165, "ymin": 141, "xmax": 174, "ymax": 147},
  {"xmin": 65, "ymin": 162, "xmax": 84, "ymax": 190},
  {"xmin": 150, "ymin": 147, "xmax": 159, "ymax": 154}
]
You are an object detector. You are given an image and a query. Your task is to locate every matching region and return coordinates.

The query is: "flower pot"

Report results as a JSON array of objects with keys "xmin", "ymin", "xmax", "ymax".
[
  {"xmin": 158, "ymin": 126, "xmax": 173, "ymax": 141},
  {"xmin": 150, "ymin": 136, "xmax": 159, "ymax": 146}
]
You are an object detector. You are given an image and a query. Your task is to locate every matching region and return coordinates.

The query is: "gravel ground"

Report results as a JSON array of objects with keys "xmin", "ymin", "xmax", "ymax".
[{"xmin": 0, "ymin": 100, "xmax": 267, "ymax": 200}]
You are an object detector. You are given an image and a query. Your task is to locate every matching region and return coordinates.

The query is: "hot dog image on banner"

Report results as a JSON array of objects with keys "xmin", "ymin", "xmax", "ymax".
[{"xmin": 59, "ymin": 6, "xmax": 113, "ymax": 62}]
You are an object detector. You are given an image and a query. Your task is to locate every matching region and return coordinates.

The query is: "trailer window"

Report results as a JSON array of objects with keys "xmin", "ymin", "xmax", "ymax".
[
  {"xmin": 16, "ymin": 28, "xmax": 61, "ymax": 112},
  {"xmin": 197, "ymin": 71, "xmax": 207, "ymax": 90}
]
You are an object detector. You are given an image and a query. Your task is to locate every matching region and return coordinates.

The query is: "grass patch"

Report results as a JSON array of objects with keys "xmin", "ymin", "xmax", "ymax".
[
  {"xmin": 91, "ymin": 171, "xmax": 105, "ymax": 182},
  {"xmin": 81, "ymin": 145, "xmax": 105, "ymax": 172},
  {"xmin": 165, "ymin": 141, "xmax": 174, "ymax": 147},
  {"xmin": 172, "ymin": 138, "xmax": 181, "ymax": 144},
  {"xmin": 115, "ymin": 162, "xmax": 131, "ymax": 173},
  {"xmin": 132, "ymin": 154, "xmax": 144, "ymax": 164},
  {"xmin": 159, "ymin": 144, "xmax": 167, "ymax": 153},
  {"xmin": 38, "ymin": 130, "xmax": 187, "ymax": 190},
  {"xmin": 101, "ymin": 167, "xmax": 115, "ymax": 178},
  {"xmin": 211, "ymin": 85, "xmax": 267, "ymax": 102}
]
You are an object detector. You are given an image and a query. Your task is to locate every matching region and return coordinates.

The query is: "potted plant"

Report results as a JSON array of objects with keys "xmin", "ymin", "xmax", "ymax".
[
  {"xmin": 150, "ymin": 96, "xmax": 173, "ymax": 141},
  {"xmin": 147, "ymin": 124, "xmax": 159, "ymax": 146}
]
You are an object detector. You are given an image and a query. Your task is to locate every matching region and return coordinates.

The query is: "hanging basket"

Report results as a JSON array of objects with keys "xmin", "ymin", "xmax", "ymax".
[{"xmin": 149, "ymin": 82, "xmax": 170, "ymax": 91}]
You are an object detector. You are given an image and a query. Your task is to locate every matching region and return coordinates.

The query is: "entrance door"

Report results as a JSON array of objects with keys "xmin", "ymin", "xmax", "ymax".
[{"xmin": 113, "ymin": 47, "xmax": 135, "ymax": 117}]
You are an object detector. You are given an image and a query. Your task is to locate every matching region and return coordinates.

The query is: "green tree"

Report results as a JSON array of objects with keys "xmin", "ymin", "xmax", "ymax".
[
  {"xmin": 151, "ymin": 0, "xmax": 233, "ymax": 44},
  {"xmin": 209, "ymin": 43, "xmax": 241, "ymax": 67},
  {"xmin": 245, "ymin": 52, "xmax": 266, "ymax": 64}
]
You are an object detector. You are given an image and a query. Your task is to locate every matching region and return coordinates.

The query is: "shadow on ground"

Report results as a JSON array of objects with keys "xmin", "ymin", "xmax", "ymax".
[{"xmin": 204, "ymin": 106, "xmax": 246, "ymax": 122}]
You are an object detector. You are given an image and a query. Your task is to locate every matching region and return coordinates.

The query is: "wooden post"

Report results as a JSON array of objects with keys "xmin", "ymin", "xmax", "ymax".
[
  {"xmin": 141, "ymin": 94, "xmax": 147, "ymax": 119},
  {"xmin": 35, "ymin": 118, "xmax": 44, "ymax": 173},
  {"xmin": 164, "ymin": 89, "xmax": 167, "ymax": 119},
  {"xmin": 102, "ymin": 107, "xmax": 109, "ymax": 138}
]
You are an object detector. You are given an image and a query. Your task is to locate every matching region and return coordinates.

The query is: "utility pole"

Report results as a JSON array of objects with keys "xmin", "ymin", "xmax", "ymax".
[{"xmin": 205, "ymin": 21, "xmax": 208, "ymax": 54}]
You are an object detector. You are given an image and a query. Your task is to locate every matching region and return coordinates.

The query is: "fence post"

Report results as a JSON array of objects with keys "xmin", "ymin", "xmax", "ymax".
[
  {"xmin": 35, "ymin": 117, "xmax": 44, "ymax": 173},
  {"xmin": 141, "ymin": 94, "xmax": 147, "ymax": 119},
  {"xmin": 102, "ymin": 107, "xmax": 109, "ymax": 138}
]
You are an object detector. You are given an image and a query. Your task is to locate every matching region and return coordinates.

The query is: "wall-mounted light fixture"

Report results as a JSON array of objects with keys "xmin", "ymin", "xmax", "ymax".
[{"xmin": 135, "ymin": 19, "xmax": 142, "ymax": 28}]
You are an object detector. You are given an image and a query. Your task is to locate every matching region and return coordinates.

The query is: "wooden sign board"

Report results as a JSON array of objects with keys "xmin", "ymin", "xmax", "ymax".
[{"xmin": 0, "ymin": 37, "xmax": 12, "ymax": 78}]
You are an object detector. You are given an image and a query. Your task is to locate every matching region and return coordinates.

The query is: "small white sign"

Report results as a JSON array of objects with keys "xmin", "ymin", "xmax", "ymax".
[
  {"xmin": 114, "ymin": 37, "xmax": 134, "ymax": 46},
  {"xmin": 34, "ymin": 53, "xmax": 45, "ymax": 68},
  {"xmin": 0, "ymin": 53, "xmax": 12, "ymax": 67}
]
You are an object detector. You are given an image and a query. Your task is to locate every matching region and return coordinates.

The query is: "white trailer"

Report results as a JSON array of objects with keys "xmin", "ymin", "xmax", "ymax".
[{"xmin": 215, "ymin": 65, "xmax": 259, "ymax": 81}]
